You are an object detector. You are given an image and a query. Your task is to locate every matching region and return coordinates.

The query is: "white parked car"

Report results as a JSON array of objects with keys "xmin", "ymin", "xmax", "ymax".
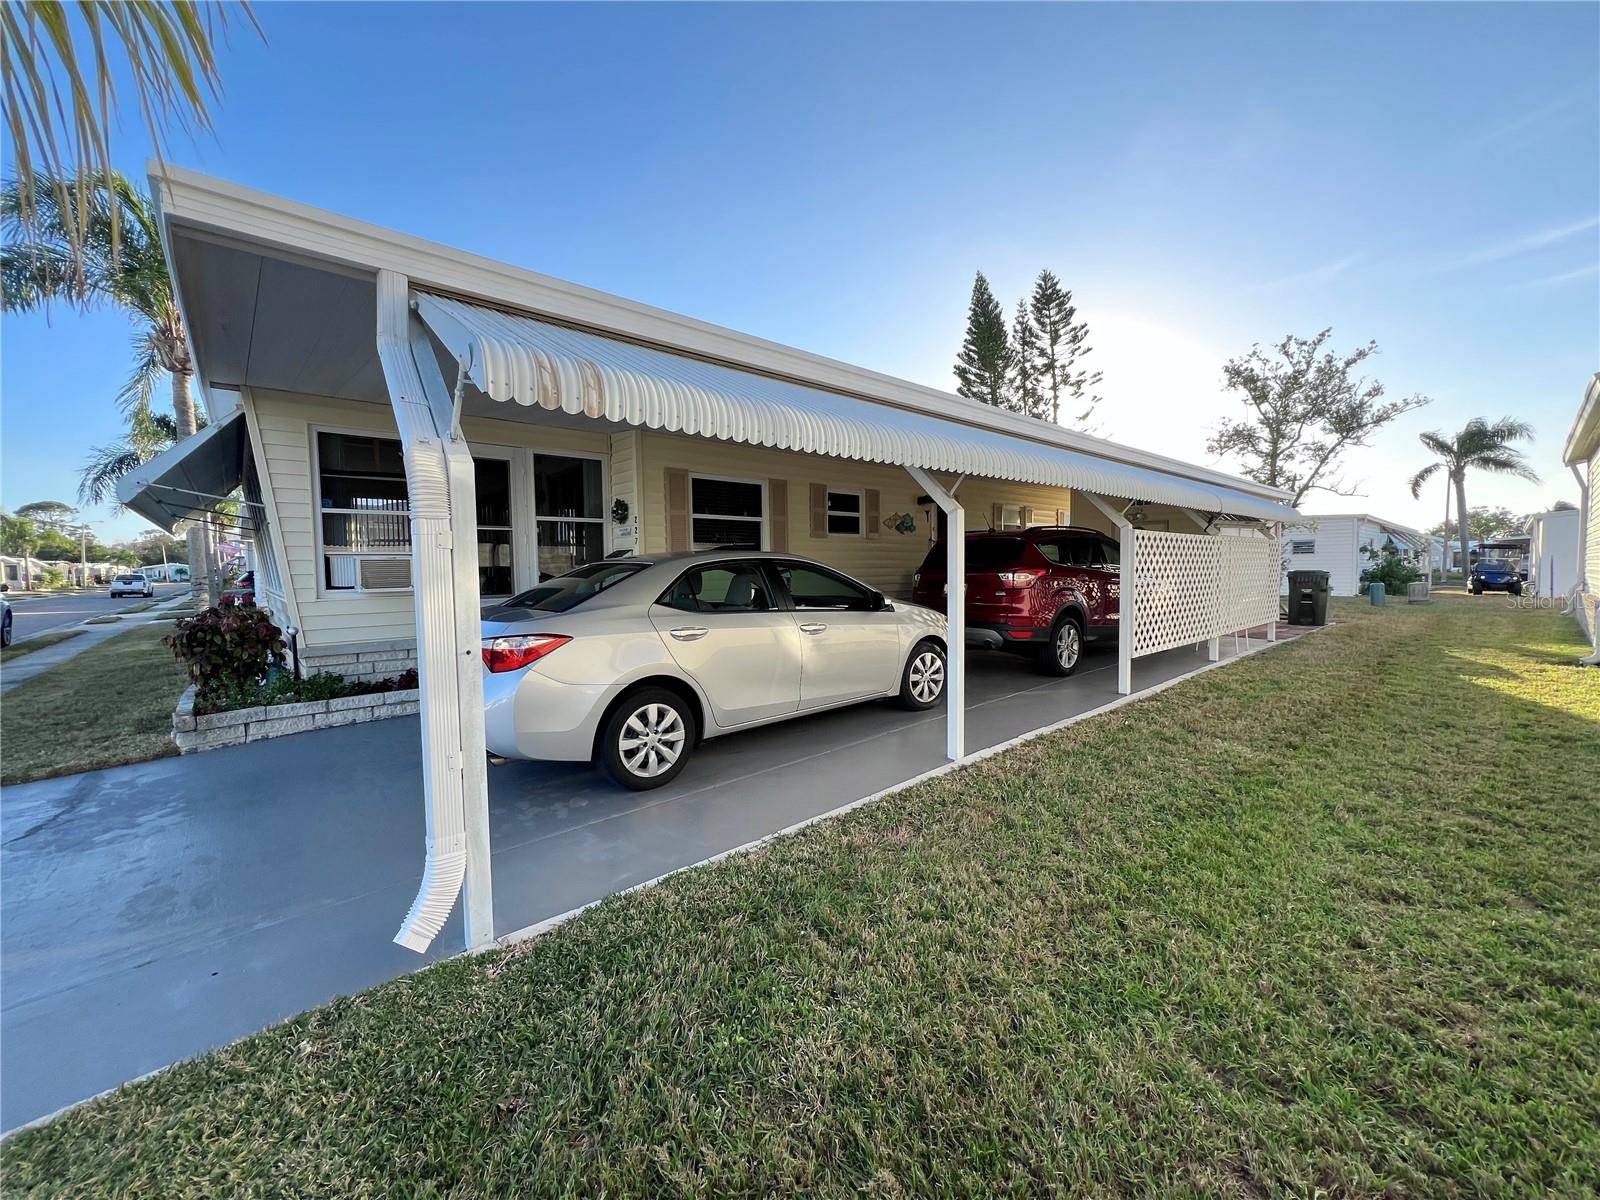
[
  {"xmin": 481, "ymin": 551, "xmax": 948, "ymax": 790},
  {"xmin": 1, "ymin": 583, "xmax": 12, "ymax": 647},
  {"xmin": 109, "ymin": 572, "xmax": 154, "ymax": 598}
]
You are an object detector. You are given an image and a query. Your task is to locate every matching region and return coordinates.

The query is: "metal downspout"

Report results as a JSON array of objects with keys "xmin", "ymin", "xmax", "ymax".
[
  {"xmin": 1573, "ymin": 463, "xmax": 1599, "ymax": 664},
  {"xmin": 376, "ymin": 270, "xmax": 470, "ymax": 952}
]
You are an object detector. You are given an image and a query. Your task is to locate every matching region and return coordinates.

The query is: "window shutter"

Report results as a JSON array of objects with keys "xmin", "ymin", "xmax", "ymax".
[
  {"xmin": 1021, "ymin": 506, "xmax": 1034, "ymax": 530},
  {"xmin": 666, "ymin": 468, "xmax": 690, "ymax": 552},
  {"xmin": 991, "ymin": 502, "xmax": 1004, "ymax": 531},
  {"xmin": 865, "ymin": 489, "xmax": 880, "ymax": 539},
  {"xmin": 810, "ymin": 483, "xmax": 828, "ymax": 538},
  {"xmin": 768, "ymin": 479, "xmax": 788, "ymax": 551}
]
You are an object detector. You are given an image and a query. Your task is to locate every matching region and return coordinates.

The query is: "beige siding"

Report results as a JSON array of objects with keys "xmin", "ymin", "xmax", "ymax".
[
  {"xmin": 250, "ymin": 389, "xmax": 609, "ymax": 653},
  {"xmin": 637, "ymin": 432, "xmax": 1074, "ymax": 597}
]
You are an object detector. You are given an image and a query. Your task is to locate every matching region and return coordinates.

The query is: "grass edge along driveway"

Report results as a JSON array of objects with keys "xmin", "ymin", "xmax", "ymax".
[
  {"xmin": 0, "ymin": 622, "xmax": 188, "ymax": 786},
  {"xmin": 5, "ymin": 598, "xmax": 1598, "ymax": 1198}
]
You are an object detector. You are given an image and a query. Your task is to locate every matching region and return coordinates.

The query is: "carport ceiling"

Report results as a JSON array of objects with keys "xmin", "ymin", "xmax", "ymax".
[{"xmin": 170, "ymin": 229, "xmax": 388, "ymax": 405}]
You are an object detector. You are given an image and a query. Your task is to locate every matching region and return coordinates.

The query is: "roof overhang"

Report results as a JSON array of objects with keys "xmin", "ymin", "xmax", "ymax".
[
  {"xmin": 115, "ymin": 409, "xmax": 248, "ymax": 532},
  {"xmin": 1563, "ymin": 373, "xmax": 1600, "ymax": 466},
  {"xmin": 149, "ymin": 162, "xmax": 1296, "ymax": 518}
]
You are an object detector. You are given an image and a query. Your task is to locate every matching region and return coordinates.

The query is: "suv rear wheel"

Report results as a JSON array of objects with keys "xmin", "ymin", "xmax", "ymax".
[
  {"xmin": 600, "ymin": 687, "xmax": 695, "ymax": 791},
  {"xmin": 1036, "ymin": 613, "xmax": 1083, "ymax": 677}
]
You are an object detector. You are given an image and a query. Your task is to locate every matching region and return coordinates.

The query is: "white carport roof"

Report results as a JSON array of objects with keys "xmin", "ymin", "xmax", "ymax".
[
  {"xmin": 417, "ymin": 294, "xmax": 1297, "ymax": 522},
  {"xmin": 115, "ymin": 408, "xmax": 248, "ymax": 532}
]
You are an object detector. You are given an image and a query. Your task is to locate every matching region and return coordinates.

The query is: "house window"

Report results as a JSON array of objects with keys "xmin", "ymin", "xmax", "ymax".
[
  {"xmin": 826, "ymin": 489, "xmax": 863, "ymax": 536},
  {"xmin": 999, "ymin": 504, "xmax": 1025, "ymax": 530},
  {"xmin": 476, "ymin": 457, "xmax": 514, "ymax": 596},
  {"xmin": 317, "ymin": 432, "xmax": 412, "ymax": 591},
  {"xmin": 690, "ymin": 476, "xmax": 764, "ymax": 550},
  {"xmin": 533, "ymin": 454, "xmax": 605, "ymax": 580},
  {"xmin": 1291, "ymin": 539, "xmax": 1316, "ymax": 555}
]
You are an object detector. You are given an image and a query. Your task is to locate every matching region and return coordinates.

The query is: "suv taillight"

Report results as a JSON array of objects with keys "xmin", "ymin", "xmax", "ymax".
[
  {"xmin": 482, "ymin": 634, "xmax": 570, "ymax": 673},
  {"xmin": 997, "ymin": 570, "xmax": 1042, "ymax": 588}
]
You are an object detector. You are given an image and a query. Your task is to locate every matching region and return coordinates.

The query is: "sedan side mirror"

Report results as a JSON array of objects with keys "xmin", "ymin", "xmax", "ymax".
[
  {"xmin": 870, "ymin": 589, "xmax": 889, "ymax": 611},
  {"xmin": 0, "ymin": 583, "xmax": 9, "ymax": 592}
]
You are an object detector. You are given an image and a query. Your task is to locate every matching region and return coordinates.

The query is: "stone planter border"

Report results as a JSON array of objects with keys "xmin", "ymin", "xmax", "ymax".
[{"xmin": 171, "ymin": 684, "xmax": 420, "ymax": 753}]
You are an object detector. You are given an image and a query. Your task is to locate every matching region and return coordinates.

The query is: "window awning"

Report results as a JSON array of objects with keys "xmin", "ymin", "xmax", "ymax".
[
  {"xmin": 415, "ymin": 294, "xmax": 1297, "ymax": 522},
  {"xmin": 115, "ymin": 409, "xmax": 249, "ymax": 532}
]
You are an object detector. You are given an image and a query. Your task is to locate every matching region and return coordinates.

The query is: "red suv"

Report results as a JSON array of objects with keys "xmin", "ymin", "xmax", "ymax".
[{"xmin": 911, "ymin": 526, "xmax": 1119, "ymax": 676}]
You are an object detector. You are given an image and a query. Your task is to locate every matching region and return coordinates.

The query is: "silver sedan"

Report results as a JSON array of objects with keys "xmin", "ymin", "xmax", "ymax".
[{"xmin": 480, "ymin": 551, "xmax": 948, "ymax": 790}]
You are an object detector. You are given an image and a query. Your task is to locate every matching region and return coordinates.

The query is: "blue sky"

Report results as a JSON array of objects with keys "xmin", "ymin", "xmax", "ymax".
[{"xmin": 3, "ymin": 2, "xmax": 1597, "ymax": 541}]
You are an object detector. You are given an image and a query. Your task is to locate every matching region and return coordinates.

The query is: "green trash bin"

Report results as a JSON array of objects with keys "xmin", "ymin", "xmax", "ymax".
[
  {"xmin": 1368, "ymin": 581, "xmax": 1386, "ymax": 606},
  {"xmin": 1287, "ymin": 570, "xmax": 1330, "ymax": 626}
]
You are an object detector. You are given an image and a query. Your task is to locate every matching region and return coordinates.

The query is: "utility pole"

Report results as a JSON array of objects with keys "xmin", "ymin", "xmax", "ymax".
[{"xmin": 78, "ymin": 523, "xmax": 88, "ymax": 588}]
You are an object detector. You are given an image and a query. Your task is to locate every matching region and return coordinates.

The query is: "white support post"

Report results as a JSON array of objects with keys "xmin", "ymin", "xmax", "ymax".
[
  {"xmin": 1267, "ymin": 522, "xmax": 1279, "ymax": 642},
  {"xmin": 376, "ymin": 269, "xmax": 495, "ymax": 953},
  {"xmin": 1081, "ymin": 492, "xmax": 1134, "ymax": 694},
  {"xmin": 907, "ymin": 466, "xmax": 964, "ymax": 761},
  {"xmin": 408, "ymin": 317, "xmax": 494, "ymax": 950}
]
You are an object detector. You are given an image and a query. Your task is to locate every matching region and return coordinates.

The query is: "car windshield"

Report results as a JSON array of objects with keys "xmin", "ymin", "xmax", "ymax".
[
  {"xmin": 1478, "ymin": 558, "xmax": 1512, "ymax": 571},
  {"xmin": 499, "ymin": 561, "xmax": 644, "ymax": 613},
  {"xmin": 918, "ymin": 537, "xmax": 1026, "ymax": 573},
  {"xmin": 116, "ymin": 575, "xmax": 140, "ymax": 582}
]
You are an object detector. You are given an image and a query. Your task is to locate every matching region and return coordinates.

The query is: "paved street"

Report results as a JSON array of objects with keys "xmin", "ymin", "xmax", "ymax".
[{"xmin": 5, "ymin": 582, "xmax": 189, "ymax": 641}]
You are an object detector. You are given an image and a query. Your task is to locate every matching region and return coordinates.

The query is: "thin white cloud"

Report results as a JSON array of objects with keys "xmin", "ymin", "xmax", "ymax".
[
  {"xmin": 1254, "ymin": 251, "xmax": 1364, "ymax": 291},
  {"xmin": 1454, "ymin": 91, "xmax": 1586, "ymax": 155},
  {"xmin": 1513, "ymin": 262, "xmax": 1600, "ymax": 289},
  {"xmin": 1451, "ymin": 215, "xmax": 1600, "ymax": 270}
]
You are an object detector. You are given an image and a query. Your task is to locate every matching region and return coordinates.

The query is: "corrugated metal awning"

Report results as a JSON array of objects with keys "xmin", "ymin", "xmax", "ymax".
[
  {"xmin": 415, "ymin": 294, "xmax": 1297, "ymax": 521},
  {"xmin": 115, "ymin": 409, "xmax": 248, "ymax": 531}
]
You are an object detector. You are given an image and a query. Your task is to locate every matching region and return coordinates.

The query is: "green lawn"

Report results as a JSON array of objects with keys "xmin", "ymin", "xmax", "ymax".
[
  {"xmin": 0, "ymin": 628, "xmax": 83, "ymax": 661},
  {"xmin": 5, "ymin": 598, "xmax": 1597, "ymax": 1198},
  {"xmin": 0, "ymin": 622, "xmax": 189, "ymax": 786}
]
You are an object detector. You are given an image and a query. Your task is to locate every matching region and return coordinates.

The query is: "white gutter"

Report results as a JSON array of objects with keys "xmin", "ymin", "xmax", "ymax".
[{"xmin": 375, "ymin": 269, "xmax": 478, "ymax": 952}]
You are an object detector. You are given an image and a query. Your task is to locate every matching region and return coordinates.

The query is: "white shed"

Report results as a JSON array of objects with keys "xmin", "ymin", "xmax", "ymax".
[
  {"xmin": 1280, "ymin": 514, "xmax": 1429, "ymax": 596},
  {"xmin": 1524, "ymin": 507, "xmax": 1580, "ymax": 599}
]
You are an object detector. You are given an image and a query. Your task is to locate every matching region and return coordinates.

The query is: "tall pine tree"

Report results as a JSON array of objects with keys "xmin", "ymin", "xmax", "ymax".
[
  {"xmin": 1029, "ymin": 269, "xmax": 1103, "ymax": 429},
  {"xmin": 954, "ymin": 271, "xmax": 1011, "ymax": 409},
  {"xmin": 1010, "ymin": 298, "xmax": 1045, "ymax": 418}
]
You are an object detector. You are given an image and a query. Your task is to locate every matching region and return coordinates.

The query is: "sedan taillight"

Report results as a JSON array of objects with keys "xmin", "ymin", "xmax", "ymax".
[
  {"xmin": 997, "ymin": 570, "xmax": 1043, "ymax": 588},
  {"xmin": 482, "ymin": 634, "xmax": 571, "ymax": 673}
]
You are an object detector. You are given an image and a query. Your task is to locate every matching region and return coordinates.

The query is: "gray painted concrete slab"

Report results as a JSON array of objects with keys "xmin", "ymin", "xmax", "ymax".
[{"xmin": 0, "ymin": 636, "xmax": 1272, "ymax": 1131}]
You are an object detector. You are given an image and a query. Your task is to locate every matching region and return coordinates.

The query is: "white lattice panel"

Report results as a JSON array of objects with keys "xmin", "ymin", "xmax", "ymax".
[
  {"xmin": 1131, "ymin": 530, "xmax": 1223, "ymax": 657},
  {"xmin": 1221, "ymin": 537, "xmax": 1281, "ymax": 634}
]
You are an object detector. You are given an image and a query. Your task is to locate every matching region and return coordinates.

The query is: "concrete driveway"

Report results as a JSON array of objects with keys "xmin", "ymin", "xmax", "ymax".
[{"xmin": 0, "ymin": 634, "xmax": 1281, "ymax": 1131}]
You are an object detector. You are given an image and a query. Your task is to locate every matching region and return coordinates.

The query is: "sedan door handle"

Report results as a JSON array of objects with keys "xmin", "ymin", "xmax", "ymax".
[
  {"xmin": 798, "ymin": 622, "xmax": 828, "ymax": 634},
  {"xmin": 669, "ymin": 627, "xmax": 709, "ymax": 642}
]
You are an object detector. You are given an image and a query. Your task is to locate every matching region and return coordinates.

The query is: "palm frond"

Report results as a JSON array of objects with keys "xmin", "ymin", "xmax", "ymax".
[
  {"xmin": 1467, "ymin": 451, "xmax": 1541, "ymax": 483},
  {"xmin": 117, "ymin": 327, "xmax": 167, "ymax": 418},
  {"xmin": 1417, "ymin": 430, "xmax": 1455, "ymax": 459},
  {"xmin": 77, "ymin": 440, "xmax": 144, "ymax": 507},
  {"xmin": 0, "ymin": 1, "xmax": 260, "ymax": 273},
  {"xmin": 1407, "ymin": 462, "xmax": 1441, "ymax": 498}
]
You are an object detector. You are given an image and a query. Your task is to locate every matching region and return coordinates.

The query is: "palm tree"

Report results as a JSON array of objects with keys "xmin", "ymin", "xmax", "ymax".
[
  {"xmin": 1, "ymin": 1, "xmax": 258, "ymax": 272},
  {"xmin": 2, "ymin": 171, "xmax": 198, "ymax": 438},
  {"xmin": 1409, "ymin": 417, "xmax": 1540, "ymax": 583}
]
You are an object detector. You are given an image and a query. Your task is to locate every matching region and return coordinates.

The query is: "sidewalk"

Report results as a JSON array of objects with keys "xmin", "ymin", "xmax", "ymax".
[{"xmin": 0, "ymin": 596, "xmax": 192, "ymax": 694}]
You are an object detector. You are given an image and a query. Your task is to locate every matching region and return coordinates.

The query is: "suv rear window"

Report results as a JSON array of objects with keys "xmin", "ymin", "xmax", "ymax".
[
  {"xmin": 501, "ymin": 561, "xmax": 643, "ymax": 613},
  {"xmin": 918, "ymin": 537, "xmax": 1026, "ymax": 573}
]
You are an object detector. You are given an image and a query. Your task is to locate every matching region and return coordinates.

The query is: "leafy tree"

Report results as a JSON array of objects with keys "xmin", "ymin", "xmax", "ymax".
[
  {"xmin": 1009, "ymin": 299, "xmax": 1046, "ymax": 418},
  {"xmin": 1427, "ymin": 506, "xmax": 1521, "ymax": 542},
  {"xmin": 0, "ymin": 1, "xmax": 259, "ymax": 273},
  {"xmin": 3, "ymin": 172, "xmax": 199, "ymax": 437},
  {"xmin": 1208, "ymin": 329, "xmax": 1430, "ymax": 506},
  {"xmin": 0, "ymin": 512, "xmax": 40, "ymax": 587},
  {"xmin": 1028, "ymin": 269, "xmax": 1101, "ymax": 429},
  {"xmin": 953, "ymin": 272, "xmax": 1012, "ymax": 410},
  {"xmin": 1408, "ymin": 418, "xmax": 1539, "ymax": 588},
  {"xmin": 14, "ymin": 499, "xmax": 78, "ymax": 533},
  {"xmin": 79, "ymin": 408, "xmax": 196, "ymax": 506}
]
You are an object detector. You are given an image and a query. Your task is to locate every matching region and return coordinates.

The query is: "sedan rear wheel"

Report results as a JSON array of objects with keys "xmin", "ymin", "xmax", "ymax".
[
  {"xmin": 897, "ymin": 640, "xmax": 946, "ymax": 710},
  {"xmin": 601, "ymin": 687, "xmax": 695, "ymax": 791},
  {"xmin": 2, "ymin": 613, "xmax": 11, "ymax": 648}
]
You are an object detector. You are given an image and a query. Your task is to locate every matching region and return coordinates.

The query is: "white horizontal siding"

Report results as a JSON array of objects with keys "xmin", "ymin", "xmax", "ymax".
[{"xmin": 1281, "ymin": 517, "xmax": 1359, "ymax": 595}]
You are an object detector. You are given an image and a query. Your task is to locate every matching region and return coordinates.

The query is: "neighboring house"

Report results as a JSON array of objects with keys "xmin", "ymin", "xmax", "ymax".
[
  {"xmin": 1280, "ymin": 514, "xmax": 1429, "ymax": 595},
  {"xmin": 1, "ymin": 556, "xmax": 47, "ymax": 588},
  {"xmin": 118, "ymin": 166, "xmax": 1297, "ymax": 953},
  {"xmin": 1523, "ymin": 507, "xmax": 1580, "ymax": 599},
  {"xmin": 1561, "ymin": 373, "xmax": 1600, "ymax": 653}
]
